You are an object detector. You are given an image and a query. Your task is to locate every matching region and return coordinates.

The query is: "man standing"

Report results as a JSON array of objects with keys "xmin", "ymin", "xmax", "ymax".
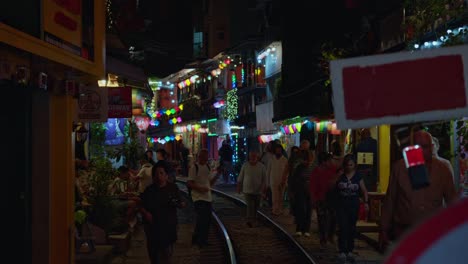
[
  {"xmin": 219, "ymin": 135, "xmax": 234, "ymax": 183},
  {"xmin": 432, "ymin": 136, "xmax": 454, "ymax": 176},
  {"xmin": 237, "ymin": 151, "xmax": 267, "ymax": 227},
  {"xmin": 187, "ymin": 149, "xmax": 219, "ymax": 248},
  {"xmin": 380, "ymin": 131, "xmax": 457, "ymax": 249},
  {"xmin": 267, "ymin": 144, "xmax": 289, "ymax": 216},
  {"xmin": 355, "ymin": 128, "xmax": 378, "ymax": 191},
  {"xmin": 145, "ymin": 150, "xmax": 157, "ymax": 166},
  {"xmin": 178, "ymin": 141, "xmax": 190, "ymax": 177}
]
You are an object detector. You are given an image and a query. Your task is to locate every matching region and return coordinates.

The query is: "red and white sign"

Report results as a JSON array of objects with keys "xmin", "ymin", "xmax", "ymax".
[
  {"xmin": 384, "ymin": 198, "xmax": 468, "ymax": 264},
  {"xmin": 108, "ymin": 86, "xmax": 132, "ymax": 118},
  {"xmin": 330, "ymin": 45, "xmax": 468, "ymax": 129}
]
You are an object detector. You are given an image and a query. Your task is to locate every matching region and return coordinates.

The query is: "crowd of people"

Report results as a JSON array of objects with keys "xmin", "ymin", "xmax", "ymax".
[
  {"xmin": 74, "ymin": 128, "xmax": 459, "ymax": 263},
  {"xmin": 246, "ymin": 129, "xmax": 458, "ymax": 263}
]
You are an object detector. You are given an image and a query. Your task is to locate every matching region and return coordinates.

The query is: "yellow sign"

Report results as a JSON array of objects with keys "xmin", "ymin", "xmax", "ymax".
[
  {"xmin": 43, "ymin": 0, "xmax": 82, "ymax": 50},
  {"xmin": 357, "ymin": 152, "xmax": 374, "ymax": 165}
]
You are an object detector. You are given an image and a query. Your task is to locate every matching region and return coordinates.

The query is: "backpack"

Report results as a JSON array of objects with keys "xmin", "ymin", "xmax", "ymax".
[{"xmin": 187, "ymin": 163, "xmax": 211, "ymax": 200}]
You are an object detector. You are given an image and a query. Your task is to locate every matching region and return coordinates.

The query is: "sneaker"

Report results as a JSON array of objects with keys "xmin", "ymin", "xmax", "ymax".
[
  {"xmin": 347, "ymin": 252, "xmax": 357, "ymax": 262},
  {"xmin": 338, "ymin": 252, "xmax": 347, "ymax": 262},
  {"xmin": 304, "ymin": 232, "xmax": 311, "ymax": 237},
  {"xmin": 295, "ymin": 231, "xmax": 303, "ymax": 236}
]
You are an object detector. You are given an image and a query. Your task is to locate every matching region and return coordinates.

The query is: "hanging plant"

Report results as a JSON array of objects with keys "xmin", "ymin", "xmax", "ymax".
[
  {"xmin": 319, "ymin": 42, "xmax": 350, "ymax": 88},
  {"xmin": 89, "ymin": 123, "xmax": 107, "ymax": 158}
]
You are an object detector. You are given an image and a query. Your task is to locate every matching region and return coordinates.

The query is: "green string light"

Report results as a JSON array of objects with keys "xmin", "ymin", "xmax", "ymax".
[{"xmin": 226, "ymin": 89, "xmax": 238, "ymax": 121}]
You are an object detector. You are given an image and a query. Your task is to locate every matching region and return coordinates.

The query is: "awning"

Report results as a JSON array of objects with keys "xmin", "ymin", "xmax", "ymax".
[{"xmin": 106, "ymin": 56, "xmax": 149, "ymax": 90}]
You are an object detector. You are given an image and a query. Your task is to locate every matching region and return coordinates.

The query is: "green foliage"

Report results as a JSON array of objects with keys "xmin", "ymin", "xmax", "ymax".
[
  {"xmin": 107, "ymin": 121, "xmax": 144, "ymax": 169},
  {"xmin": 456, "ymin": 120, "xmax": 468, "ymax": 155},
  {"xmin": 89, "ymin": 123, "xmax": 107, "ymax": 157},
  {"xmin": 403, "ymin": 0, "xmax": 465, "ymax": 42},
  {"xmin": 320, "ymin": 42, "xmax": 351, "ymax": 88},
  {"xmin": 86, "ymin": 156, "xmax": 118, "ymax": 231}
]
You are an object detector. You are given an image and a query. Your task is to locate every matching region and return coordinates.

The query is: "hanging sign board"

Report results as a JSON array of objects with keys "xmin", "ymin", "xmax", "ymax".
[
  {"xmin": 330, "ymin": 45, "xmax": 468, "ymax": 129},
  {"xmin": 76, "ymin": 85, "xmax": 108, "ymax": 122},
  {"xmin": 357, "ymin": 152, "xmax": 374, "ymax": 165},
  {"xmin": 108, "ymin": 86, "xmax": 132, "ymax": 118}
]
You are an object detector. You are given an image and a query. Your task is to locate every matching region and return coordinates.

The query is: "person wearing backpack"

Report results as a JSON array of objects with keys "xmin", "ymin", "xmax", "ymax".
[{"xmin": 187, "ymin": 149, "xmax": 220, "ymax": 248}]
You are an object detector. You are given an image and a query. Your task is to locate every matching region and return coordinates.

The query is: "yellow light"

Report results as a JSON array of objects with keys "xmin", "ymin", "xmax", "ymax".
[
  {"xmin": 185, "ymin": 79, "xmax": 191, "ymax": 86},
  {"xmin": 165, "ymin": 110, "xmax": 171, "ymax": 116},
  {"xmin": 172, "ymin": 117, "xmax": 177, "ymax": 123},
  {"xmin": 179, "ymin": 104, "xmax": 184, "ymax": 110},
  {"xmin": 289, "ymin": 125, "xmax": 294, "ymax": 134},
  {"xmin": 97, "ymin": 79, "xmax": 107, "ymax": 87}
]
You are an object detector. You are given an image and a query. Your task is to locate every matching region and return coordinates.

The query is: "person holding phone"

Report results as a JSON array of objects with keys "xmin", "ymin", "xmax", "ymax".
[{"xmin": 380, "ymin": 131, "xmax": 457, "ymax": 252}]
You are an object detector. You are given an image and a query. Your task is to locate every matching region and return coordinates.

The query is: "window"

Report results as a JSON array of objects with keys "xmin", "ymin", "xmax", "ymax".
[{"xmin": 193, "ymin": 31, "xmax": 203, "ymax": 57}]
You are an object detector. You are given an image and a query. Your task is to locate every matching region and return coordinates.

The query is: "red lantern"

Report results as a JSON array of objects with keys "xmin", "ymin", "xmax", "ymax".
[{"xmin": 135, "ymin": 116, "xmax": 150, "ymax": 132}]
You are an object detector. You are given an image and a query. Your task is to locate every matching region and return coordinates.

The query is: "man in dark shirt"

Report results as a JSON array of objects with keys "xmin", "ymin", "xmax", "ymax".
[
  {"xmin": 354, "ymin": 128, "xmax": 378, "ymax": 191},
  {"xmin": 178, "ymin": 141, "xmax": 190, "ymax": 177},
  {"xmin": 219, "ymin": 135, "xmax": 234, "ymax": 183},
  {"xmin": 139, "ymin": 162, "xmax": 185, "ymax": 264}
]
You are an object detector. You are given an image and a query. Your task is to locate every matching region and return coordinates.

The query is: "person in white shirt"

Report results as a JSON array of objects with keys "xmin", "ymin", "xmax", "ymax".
[
  {"xmin": 432, "ymin": 136, "xmax": 454, "ymax": 177},
  {"xmin": 187, "ymin": 149, "xmax": 219, "ymax": 247},
  {"xmin": 237, "ymin": 151, "xmax": 267, "ymax": 227},
  {"xmin": 267, "ymin": 144, "xmax": 289, "ymax": 216},
  {"xmin": 136, "ymin": 158, "xmax": 153, "ymax": 193}
]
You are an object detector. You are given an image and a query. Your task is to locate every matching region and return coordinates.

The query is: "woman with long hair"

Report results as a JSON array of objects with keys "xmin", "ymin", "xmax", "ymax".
[{"xmin": 335, "ymin": 154, "xmax": 369, "ymax": 262}]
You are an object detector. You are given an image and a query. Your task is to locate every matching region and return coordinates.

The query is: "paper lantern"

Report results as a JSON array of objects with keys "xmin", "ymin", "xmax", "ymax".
[{"xmin": 135, "ymin": 116, "xmax": 150, "ymax": 132}]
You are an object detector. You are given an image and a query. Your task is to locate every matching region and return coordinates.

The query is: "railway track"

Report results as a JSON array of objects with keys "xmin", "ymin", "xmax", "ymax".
[{"xmin": 176, "ymin": 180, "xmax": 316, "ymax": 264}]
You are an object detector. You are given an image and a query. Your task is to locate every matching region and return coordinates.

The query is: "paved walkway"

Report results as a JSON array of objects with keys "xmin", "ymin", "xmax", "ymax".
[
  {"xmin": 210, "ymin": 178, "xmax": 385, "ymax": 264},
  {"xmin": 111, "ymin": 177, "xmax": 385, "ymax": 264}
]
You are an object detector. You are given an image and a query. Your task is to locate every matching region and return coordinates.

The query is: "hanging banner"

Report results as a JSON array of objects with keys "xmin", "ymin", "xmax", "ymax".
[
  {"xmin": 108, "ymin": 86, "xmax": 132, "ymax": 118},
  {"xmin": 330, "ymin": 45, "xmax": 468, "ymax": 129},
  {"xmin": 77, "ymin": 85, "xmax": 108, "ymax": 122}
]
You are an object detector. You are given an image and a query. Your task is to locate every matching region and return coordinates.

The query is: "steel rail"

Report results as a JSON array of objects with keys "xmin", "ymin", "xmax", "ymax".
[
  {"xmin": 210, "ymin": 187, "xmax": 318, "ymax": 264},
  {"xmin": 177, "ymin": 181, "xmax": 237, "ymax": 264}
]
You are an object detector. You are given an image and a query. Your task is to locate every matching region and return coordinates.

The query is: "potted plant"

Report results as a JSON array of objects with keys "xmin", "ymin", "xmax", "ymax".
[
  {"xmin": 107, "ymin": 120, "xmax": 144, "ymax": 170},
  {"xmin": 86, "ymin": 156, "xmax": 118, "ymax": 234}
]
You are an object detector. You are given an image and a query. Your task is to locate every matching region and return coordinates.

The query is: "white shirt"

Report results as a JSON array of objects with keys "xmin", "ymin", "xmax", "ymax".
[
  {"xmin": 238, "ymin": 162, "xmax": 266, "ymax": 195},
  {"xmin": 267, "ymin": 155, "xmax": 288, "ymax": 187},
  {"xmin": 188, "ymin": 163, "xmax": 214, "ymax": 202},
  {"xmin": 137, "ymin": 163, "xmax": 153, "ymax": 193}
]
